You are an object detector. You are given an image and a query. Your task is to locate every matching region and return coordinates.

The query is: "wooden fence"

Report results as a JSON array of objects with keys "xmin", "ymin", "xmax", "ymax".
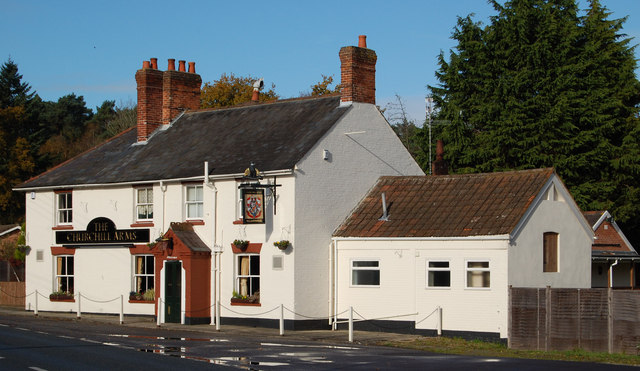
[
  {"xmin": 0, "ymin": 282, "xmax": 25, "ymax": 307},
  {"xmin": 509, "ymin": 287, "xmax": 640, "ymax": 354}
]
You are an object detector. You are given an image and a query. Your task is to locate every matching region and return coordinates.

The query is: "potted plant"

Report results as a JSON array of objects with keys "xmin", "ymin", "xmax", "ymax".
[
  {"xmin": 273, "ymin": 240, "xmax": 290, "ymax": 250},
  {"xmin": 233, "ymin": 239, "xmax": 249, "ymax": 251},
  {"xmin": 129, "ymin": 289, "xmax": 155, "ymax": 302}
]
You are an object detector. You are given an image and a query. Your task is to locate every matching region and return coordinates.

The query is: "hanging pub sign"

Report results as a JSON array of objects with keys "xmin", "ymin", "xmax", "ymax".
[
  {"xmin": 56, "ymin": 217, "xmax": 150, "ymax": 245},
  {"xmin": 242, "ymin": 189, "xmax": 265, "ymax": 224}
]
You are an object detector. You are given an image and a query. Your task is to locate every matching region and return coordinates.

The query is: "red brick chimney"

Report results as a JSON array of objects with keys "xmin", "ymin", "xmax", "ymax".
[
  {"xmin": 136, "ymin": 59, "xmax": 163, "ymax": 142},
  {"xmin": 432, "ymin": 140, "xmax": 448, "ymax": 175},
  {"xmin": 339, "ymin": 35, "xmax": 377, "ymax": 104},
  {"xmin": 136, "ymin": 58, "xmax": 202, "ymax": 142},
  {"xmin": 162, "ymin": 59, "xmax": 202, "ymax": 125}
]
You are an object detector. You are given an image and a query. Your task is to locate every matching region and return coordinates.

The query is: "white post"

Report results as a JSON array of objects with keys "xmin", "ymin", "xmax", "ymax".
[
  {"xmin": 119, "ymin": 295, "xmax": 124, "ymax": 324},
  {"xmin": 77, "ymin": 292, "xmax": 81, "ymax": 319},
  {"xmin": 157, "ymin": 298, "xmax": 162, "ymax": 327},
  {"xmin": 34, "ymin": 290, "xmax": 38, "ymax": 317},
  {"xmin": 348, "ymin": 306, "xmax": 354, "ymax": 343},
  {"xmin": 279, "ymin": 304, "xmax": 284, "ymax": 336},
  {"xmin": 215, "ymin": 299, "xmax": 220, "ymax": 331},
  {"xmin": 437, "ymin": 306, "xmax": 442, "ymax": 336}
]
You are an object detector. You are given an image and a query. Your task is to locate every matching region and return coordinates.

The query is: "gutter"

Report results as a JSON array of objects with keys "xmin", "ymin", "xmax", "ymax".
[{"xmin": 14, "ymin": 169, "xmax": 295, "ymax": 192}]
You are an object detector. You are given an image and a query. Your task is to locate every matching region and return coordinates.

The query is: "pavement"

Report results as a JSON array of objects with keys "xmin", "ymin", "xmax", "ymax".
[{"xmin": 0, "ymin": 305, "xmax": 423, "ymax": 346}]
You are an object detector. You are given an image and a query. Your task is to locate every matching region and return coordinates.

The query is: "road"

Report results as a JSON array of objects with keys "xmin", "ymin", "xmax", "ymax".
[{"xmin": 0, "ymin": 311, "xmax": 634, "ymax": 370}]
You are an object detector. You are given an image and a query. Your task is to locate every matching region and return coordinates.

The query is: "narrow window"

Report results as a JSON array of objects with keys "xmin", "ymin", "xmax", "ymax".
[
  {"xmin": 466, "ymin": 261, "xmax": 490, "ymax": 288},
  {"xmin": 133, "ymin": 255, "xmax": 154, "ymax": 294},
  {"xmin": 55, "ymin": 255, "xmax": 74, "ymax": 293},
  {"xmin": 427, "ymin": 261, "xmax": 450, "ymax": 288},
  {"xmin": 57, "ymin": 192, "xmax": 72, "ymax": 225},
  {"xmin": 136, "ymin": 187, "xmax": 153, "ymax": 221},
  {"xmin": 185, "ymin": 185, "xmax": 203, "ymax": 220},
  {"xmin": 236, "ymin": 254, "xmax": 260, "ymax": 300},
  {"xmin": 543, "ymin": 232, "xmax": 559, "ymax": 272},
  {"xmin": 351, "ymin": 260, "xmax": 380, "ymax": 286}
]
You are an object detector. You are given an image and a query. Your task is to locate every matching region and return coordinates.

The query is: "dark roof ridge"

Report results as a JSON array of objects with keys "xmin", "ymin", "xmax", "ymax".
[
  {"xmin": 377, "ymin": 167, "xmax": 555, "ymax": 180},
  {"xmin": 188, "ymin": 93, "xmax": 342, "ymax": 115}
]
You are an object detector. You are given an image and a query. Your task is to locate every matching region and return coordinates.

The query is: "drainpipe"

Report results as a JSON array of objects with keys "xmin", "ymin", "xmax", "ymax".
[
  {"xmin": 160, "ymin": 181, "xmax": 167, "ymax": 232},
  {"xmin": 332, "ymin": 238, "xmax": 338, "ymax": 330},
  {"xmin": 609, "ymin": 259, "xmax": 619, "ymax": 288}
]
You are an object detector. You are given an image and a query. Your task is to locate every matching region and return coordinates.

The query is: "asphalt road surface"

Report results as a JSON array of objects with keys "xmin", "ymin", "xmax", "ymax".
[{"xmin": 0, "ymin": 311, "xmax": 634, "ymax": 370}]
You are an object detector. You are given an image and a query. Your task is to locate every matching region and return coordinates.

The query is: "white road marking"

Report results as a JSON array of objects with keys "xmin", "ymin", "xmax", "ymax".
[{"xmin": 29, "ymin": 367, "xmax": 48, "ymax": 371}]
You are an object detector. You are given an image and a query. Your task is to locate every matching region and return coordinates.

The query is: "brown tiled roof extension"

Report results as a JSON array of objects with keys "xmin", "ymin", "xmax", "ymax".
[{"xmin": 334, "ymin": 168, "xmax": 554, "ymax": 238}]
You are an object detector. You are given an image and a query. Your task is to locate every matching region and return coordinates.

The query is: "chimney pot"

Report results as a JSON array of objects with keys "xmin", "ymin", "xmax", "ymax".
[
  {"xmin": 150, "ymin": 58, "xmax": 158, "ymax": 69},
  {"xmin": 167, "ymin": 59, "xmax": 175, "ymax": 71},
  {"xmin": 142, "ymin": 60, "xmax": 150, "ymax": 69},
  {"xmin": 178, "ymin": 60, "xmax": 186, "ymax": 72},
  {"xmin": 358, "ymin": 35, "xmax": 367, "ymax": 48},
  {"xmin": 188, "ymin": 62, "xmax": 196, "ymax": 73}
]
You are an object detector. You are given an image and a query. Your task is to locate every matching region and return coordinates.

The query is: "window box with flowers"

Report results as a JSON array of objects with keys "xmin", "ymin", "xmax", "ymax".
[
  {"xmin": 230, "ymin": 290, "xmax": 260, "ymax": 306},
  {"xmin": 49, "ymin": 291, "xmax": 75, "ymax": 302},
  {"xmin": 129, "ymin": 289, "xmax": 155, "ymax": 303}
]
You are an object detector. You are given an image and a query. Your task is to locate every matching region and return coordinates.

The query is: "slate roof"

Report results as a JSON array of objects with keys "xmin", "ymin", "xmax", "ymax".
[
  {"xmin": 169, "ymin": 222, "xmax": 210, "ymax": 253},
  {"xmin": 334, "ymin": 168, "xmax": 554, "ymax": 238},
  {"xmin": 17, "ymin": 95, "xmax": 349, "ymax": 189}
]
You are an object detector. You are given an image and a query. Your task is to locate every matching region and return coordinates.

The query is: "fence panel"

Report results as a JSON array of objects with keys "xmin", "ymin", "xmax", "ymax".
[
  {"xmin": 0, "ymin": 282, "xmax": 25, "ymax": 306},
  {"xmin": 612, "ymin": 290, "xmax": 640, "ymax": 354},
  {"xmin": 510, "ymin": 287, "xmax": 640, "ymax": 354}
]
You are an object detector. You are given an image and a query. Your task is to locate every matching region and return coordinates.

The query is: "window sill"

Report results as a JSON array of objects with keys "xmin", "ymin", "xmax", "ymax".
[
  {"xmin": 186, "ymin": 220, "xmax": 205, "ymax": 226},
  {"xmin": 129, "ymin": 299, "xmax": 154, "ymax": 304},
  {"xmin": 130, "ymin": 222, "xmax": 154, "ymax": 228},
  {"xmin": 232, "ymin": 219, "xmax": 244, "ymax": 225},
  {"xmin": 49, "ymin": 298, "xmax": 75, "ymax": 302},
  {"xmin": 230, "ymin": 300, "xmax": 261, "ymax": 307},
  {"xmin": 52, "ymin": 225, "xmax": 73, "ymax": 230}
]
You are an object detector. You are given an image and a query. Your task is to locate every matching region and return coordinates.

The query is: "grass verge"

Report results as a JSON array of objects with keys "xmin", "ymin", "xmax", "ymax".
[{"xmin": 379, "ymin": 337, "xmax": 640, "ymax": 366}]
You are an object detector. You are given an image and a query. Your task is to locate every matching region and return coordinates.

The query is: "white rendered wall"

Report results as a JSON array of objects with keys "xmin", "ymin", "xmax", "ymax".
[
  {"xmin": 294, "ymin": 102, "xmax": 423, "ymax": 319},
  {"xmin": 212, "ymin": 176, "xmax": 298, "ymax": 319},
  {"xmin": 508, "ymin": 184, "xmax": 593, "ymax": 288},
  {"xmin": 335, "ymin": 239, "xmax": 509, "ymax": 338}
]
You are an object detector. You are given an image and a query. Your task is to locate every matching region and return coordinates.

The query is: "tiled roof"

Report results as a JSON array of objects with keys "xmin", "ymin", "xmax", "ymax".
[
  {"xmin": 334, "ymin": 168, "xmax": 554, "ymax": 238},
  {"xmin": 583, "ymin": 211, "xmax": 636, "ymax": 255},
  {"xmin": 17, "ymin": 96, "xmax": 349, "ymax": 189}
]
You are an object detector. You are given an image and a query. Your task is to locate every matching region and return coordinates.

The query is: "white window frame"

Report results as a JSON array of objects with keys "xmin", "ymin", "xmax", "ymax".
[
  {"xmin": 426, "ymin": 260, "xmax": 451, "ymax": 289},
  {"xmin": 465, "ymin": 260, "xmax": 491, "ymax": 289},
  {"xmin": 55, "ymin": 255, "xmax": 74, "ymax": 293},
  {"xmin": 56, "ymin": 191, "xmax": 72, "ymax": 225},
  {"xmin": 135, "ymin": 187, "xmax": 154, "ymax": 222},
  {"xmin": 235, "ymin": 254, "xmax": 260, "ymax": 299},
  {"xmin": 184, "ymin": 184, "xmax": 203, "ymax": 220},
  {"xmin": 350, "ymin": 259, "xmax": 380, "ymax": 287},
  {"xmin": 133, "ymin": 254, "xmax": 154, "ymax": 294}
]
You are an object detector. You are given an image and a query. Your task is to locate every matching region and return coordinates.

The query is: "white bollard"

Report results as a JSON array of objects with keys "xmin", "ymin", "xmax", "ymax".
[
  {"xmin": 34, "ymin": 290, "xmax": 38, "ymax": 317},
  {"xmin": 120, "ymin": 295, "xmax": 124, "ymax": 324},
  {"xmin": 216, "ymin": 300, "xmax": 220, "ymax": 331},
  {"xmin": 77, "ymin": 292, "xmax": 81, "ymax": 319},
  {"xmin": 279, "ymin": 304, "xmax": 284, "ymax": 336},
  {"xmin": 348, "ymin": 306, "xmax": 354, "ymax": 343},
  {"xmin": 437, "ymin": 306, "xmax": 442, "ymax": 336},
  {"xmin": 156, "ymin": 298, "xmax": 162, "ymax": 327}
]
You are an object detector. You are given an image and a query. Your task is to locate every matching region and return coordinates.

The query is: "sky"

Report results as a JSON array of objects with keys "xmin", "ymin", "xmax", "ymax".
[{"xmin": 2, "ymin": 0, "xmax": 640, "ymax": 126}]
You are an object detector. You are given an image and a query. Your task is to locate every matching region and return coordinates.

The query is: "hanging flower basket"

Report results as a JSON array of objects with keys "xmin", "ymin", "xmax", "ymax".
[
  {"xmin": 273, "ymin": 240, "xmax": 290, "ymax": 250},
  {"xmin": 233, "ymin": 239, "xmax": 249, "ymax": 251}
]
